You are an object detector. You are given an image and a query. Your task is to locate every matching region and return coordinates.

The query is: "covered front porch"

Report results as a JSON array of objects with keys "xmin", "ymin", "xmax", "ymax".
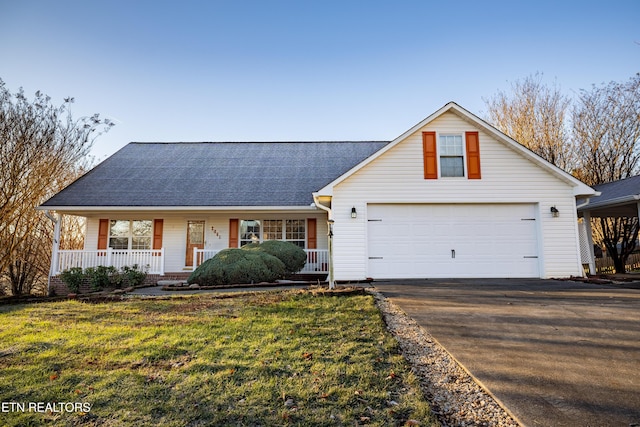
[
  {"xmin": 47, "ymin": 210, "xmax": 331, "ymax": 282},
  {"xmin": 52, "ymin": 247, "xmax": 329, "ymax": 276}
]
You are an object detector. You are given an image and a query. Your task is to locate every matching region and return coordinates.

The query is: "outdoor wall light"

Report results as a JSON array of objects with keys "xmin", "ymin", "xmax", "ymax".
[
  {"xmin": 550, "ymin": 206, "xmax": 560, "ymax": 218},
  {"xmin": 351, "ymin": 207, "xmax": 357, "ymax": 218}
]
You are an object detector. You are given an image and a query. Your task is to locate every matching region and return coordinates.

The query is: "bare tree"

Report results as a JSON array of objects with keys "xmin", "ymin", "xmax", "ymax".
[
  {"xmin": 485, "ymin": 73, "xmax": 640, "ymax": 274},
  {"xmin": 59, "ymin": 215, "xmax": 86, "ymax": 250},
  {"xmin": 592, "ymin": 217, "xmax": 639, "ymax": 274},
  {"xmin": 0, "ymin": 79, "xmax": 113, "ymax": 295},
  {"xmin": 484, "ymin": 73, "xmax": 574, "ymax": 171},
  {"xmin": 573, "ymin": 74, "xmax": 640, "ymax": 273},
  {"xmin": 572, "ymin": 74, "xmax": 640, "ymax": 185}
]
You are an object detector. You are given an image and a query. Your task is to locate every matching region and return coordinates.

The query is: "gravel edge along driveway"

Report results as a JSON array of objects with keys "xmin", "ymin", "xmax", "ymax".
[{"xmin": 371, "ymin": 290, "xmax": 520, "ymax": 427}]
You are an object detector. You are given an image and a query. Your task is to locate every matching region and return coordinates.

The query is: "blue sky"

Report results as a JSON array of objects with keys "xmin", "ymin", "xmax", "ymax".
[{"xmin": 1, "ymin": 0, "xmax": 638, "ymax": 160}]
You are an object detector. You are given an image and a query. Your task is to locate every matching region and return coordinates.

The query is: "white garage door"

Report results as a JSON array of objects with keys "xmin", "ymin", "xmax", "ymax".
[{"xmin": 367, "ymin": 204, "xmax": 539, "ymax": 278}]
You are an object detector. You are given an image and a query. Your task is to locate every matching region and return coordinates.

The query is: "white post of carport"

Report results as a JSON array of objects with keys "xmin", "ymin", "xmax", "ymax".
[{"xmin": 582, "ymin": 211, "xmax": 597, "ymax": 275}]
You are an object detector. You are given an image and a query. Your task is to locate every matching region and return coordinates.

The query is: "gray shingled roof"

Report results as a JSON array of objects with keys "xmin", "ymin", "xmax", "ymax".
[
  {"xmin": 577, "ymin": 174, "xmax": 640, "ymax": 217},
  {"xmin": 41, "ymin": 141, "xmax": 389, "ymax": 208}
]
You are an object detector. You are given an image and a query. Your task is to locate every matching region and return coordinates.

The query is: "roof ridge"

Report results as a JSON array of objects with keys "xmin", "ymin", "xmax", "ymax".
[{"xmin": 129, "ymin": 140, "xmax": 391, "ymax": 144}]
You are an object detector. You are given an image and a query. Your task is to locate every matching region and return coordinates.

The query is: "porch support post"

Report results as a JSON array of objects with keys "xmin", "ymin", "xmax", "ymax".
[
  {"xmin": 45, "ymin": 211, "xmax": 62, "ymax": 295},
  {"xmin": 583, "ymin": 211, "xmax": 596, "ymax": 275},
  {"xmin": 160, "ymin": 247, "xmax": 165, "ymax": 276},
  {"xmin": 193, "ymin": 246, "xmax": 198, "ymax": 269}
]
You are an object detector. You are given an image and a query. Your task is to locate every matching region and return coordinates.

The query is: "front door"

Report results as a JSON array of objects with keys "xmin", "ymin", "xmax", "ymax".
[{"xmin": 185, "ymin": 220, "xmax": 205, "ymax": 267}]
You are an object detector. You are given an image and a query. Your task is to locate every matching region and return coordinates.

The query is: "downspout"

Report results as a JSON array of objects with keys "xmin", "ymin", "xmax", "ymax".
[
  {"xmin": 44, "ymin": 210, "xmax": 61, "ymax": 296},
  {"xmin": 312, "ymin": 195, "xmax": 335, "ymax": 289}
]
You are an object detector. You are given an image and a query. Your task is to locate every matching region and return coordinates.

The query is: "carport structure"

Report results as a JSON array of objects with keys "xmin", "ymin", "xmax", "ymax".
[{"xmin": 577, "ymin": 175, "xmax": 640, "ymax": 274}]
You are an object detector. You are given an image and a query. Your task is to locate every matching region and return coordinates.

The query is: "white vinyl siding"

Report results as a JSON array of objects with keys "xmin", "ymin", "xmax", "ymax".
[{"xmin": 330, "ymin": 111, "xmax": 583, "ymax": 280}]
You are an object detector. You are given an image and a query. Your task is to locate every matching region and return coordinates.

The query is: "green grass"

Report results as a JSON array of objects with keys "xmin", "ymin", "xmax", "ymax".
[{"xmin": 0, "ymin": 290, "xmax": 437, "ymax": 426}]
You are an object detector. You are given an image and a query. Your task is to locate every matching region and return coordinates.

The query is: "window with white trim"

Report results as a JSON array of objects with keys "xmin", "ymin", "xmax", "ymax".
[
  {"xmin": 285, "ymin": 219, "xmax": 306, "ymax": 248},
  {"xmin": 263, "ymin": 220, "xmax": 282, "ymax": 241},
  {"xmin": 109, "ymin": 220, "xmax": 152, "ymax": 250},
  {"xmin": 240, "ymin": 220, "xmax": 261, "ymax": 246},
  {"xmin": 439, "ymin": 134, "xmax": 465, "ymax": 177},
  {"xmin": 240, "ymin": 219, "xmax": 306, "ymax": 248}
]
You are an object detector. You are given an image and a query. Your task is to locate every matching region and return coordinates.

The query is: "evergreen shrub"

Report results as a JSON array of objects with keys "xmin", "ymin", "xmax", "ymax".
[
  {"xmin": 59, "ymin": 264, "xmax": 148, "ymax": 293},
  {"xmin": 243, "ymin": 240, "xmax": 306, "ymax": 274},
  {"xmin": 122, "ymin": 264, "xmax": 148, "ymax": 287},
  {"xmin": 84, "ymin": 266, "xmax": 117, "ymax": 291},
  {"xmin": 188, "ymin": 248, "xmax": 286, "ymax": 286},
  {"xmin": 59, "ymin": 267, "xmax": 84, "ymax": 293}
]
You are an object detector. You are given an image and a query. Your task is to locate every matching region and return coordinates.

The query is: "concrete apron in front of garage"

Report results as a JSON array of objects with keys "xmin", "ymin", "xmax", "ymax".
[{"xmin": 373, "ymin": 278, "xmax": 640, "ymax": 427}]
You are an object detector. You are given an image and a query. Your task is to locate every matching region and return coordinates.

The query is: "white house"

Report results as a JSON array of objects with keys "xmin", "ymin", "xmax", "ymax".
[{"xmin": 39, "ymin": 102, "xmax": 596, "ymax": 289}]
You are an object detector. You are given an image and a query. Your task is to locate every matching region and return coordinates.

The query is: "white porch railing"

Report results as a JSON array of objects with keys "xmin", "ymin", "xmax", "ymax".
[
  {"xmin": 300, "ymin": 249, "xmax": 329, "ymax": 274},
  {"xmin": 56, "ymin": 248, "xmax": 165, "ymax": 275},
  {"xmin": 194, "ymin": 248, "xmax": 329, "ymax": 274},
  {"xmin": 193, "ymin": 248, "xmax": 221, "ymax": 267}
]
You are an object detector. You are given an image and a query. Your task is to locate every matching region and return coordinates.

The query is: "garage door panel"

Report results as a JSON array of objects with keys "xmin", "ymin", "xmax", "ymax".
[{"xmin": 367, "ymin": 204, "xmax": 539, "ymax": 278}]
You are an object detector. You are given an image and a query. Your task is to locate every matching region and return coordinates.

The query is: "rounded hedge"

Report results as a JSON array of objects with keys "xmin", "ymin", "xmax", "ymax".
[
  {"xmin": 243, "ymin": 240, "xmax": 306, "ymax": 274},
  {"xmin": 187, "ymin": 248, "xmax": 286, "ymax": 286}
]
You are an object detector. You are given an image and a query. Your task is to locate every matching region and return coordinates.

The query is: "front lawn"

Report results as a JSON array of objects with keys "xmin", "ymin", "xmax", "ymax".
[{"xmin": 0, "ymin": 290, "xmax": 437, "ymax": 426}]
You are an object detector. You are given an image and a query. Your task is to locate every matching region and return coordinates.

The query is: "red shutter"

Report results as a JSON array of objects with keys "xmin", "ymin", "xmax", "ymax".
[
  {"xmin": 422, "ymin": 131, "xmax": 438, "ymax": 179},
  {"xmin": 153, "ymin": 219, "xmax": 164, "ymax": 249},
  {"xmin": 465, "ymin": 131, "xmax": 481, "ymax": 179},
  {"xmin": 97, "ymin": 219, "xmax": 109, "ymax": 250},
  {"xmin": 307, "ymin": 218, "xmax": 317, "ymax": 249},
  {"xmin": 229, "ymin": 219, "xmax": 239, "ymax": 248}
]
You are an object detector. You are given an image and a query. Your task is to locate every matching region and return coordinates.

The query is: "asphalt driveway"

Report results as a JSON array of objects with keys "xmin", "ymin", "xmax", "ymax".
[{"xmin": 373, "ymin": 279, "xmax": 640, "ymax": 427}]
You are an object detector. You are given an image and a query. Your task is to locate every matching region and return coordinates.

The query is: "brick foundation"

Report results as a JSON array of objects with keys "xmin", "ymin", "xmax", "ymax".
[{"xmin": 158, "ymin": 272, "xmax": 192, "ymax": 281}]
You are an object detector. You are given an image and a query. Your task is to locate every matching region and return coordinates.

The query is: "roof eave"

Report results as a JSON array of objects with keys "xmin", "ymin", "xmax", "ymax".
[
  {"xmin": 577, "ymin": 194, "xmax": 640, "ymax": 212},
  {"xmin": 36, "ymin": 205, "xmax": 321, "ymax": 214}
]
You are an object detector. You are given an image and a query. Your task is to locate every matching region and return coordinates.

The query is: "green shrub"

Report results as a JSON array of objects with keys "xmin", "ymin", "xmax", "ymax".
[
  {"xmin": 59, "ymin": 267, "xmax": 85, "ymax": 293},
  {"xmin": 243, "ymin": 240, "xmax": 307, "ymax": 274},
  {"xmin": 122, "ymin": 264, "xmax": 148, "ymax": 287},
  {"xmin": 84, "ymin": 266, "xmax": 118, "ymax": 291},
  {"xmin": 59, "ymin": 264, "xmax": 147, "ymax": 293},
  {"xmin": 188, "ymin": 248, "xmax": 286, "ymax": 286},
  {"xmin": 109, "ymin": 268, "xmax": 125, "ymax": 288}
]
